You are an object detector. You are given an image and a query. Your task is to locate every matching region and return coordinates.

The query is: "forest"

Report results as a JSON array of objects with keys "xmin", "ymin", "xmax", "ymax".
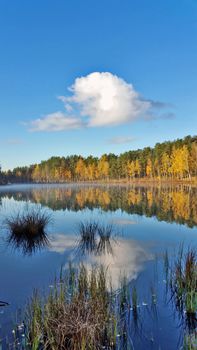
[{"xmin": 1, "ymin": 135, "xmax": 197, "ymax": 183}]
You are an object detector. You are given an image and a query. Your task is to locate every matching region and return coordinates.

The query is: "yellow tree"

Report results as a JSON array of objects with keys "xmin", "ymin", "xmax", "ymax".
[
  {"xmin": 58, "ymin": 166, "xmax": 66, "ymax": 182},
  {"xmin": 94, "ymin": 164, "xmax": 99, "ymax": 180},
  {"xmin": 170, "ymin": 145, "xmax": 190, "ymax": 179},
  {"xmin": 134, "ymin": 160, "xmax": 141, "ymax": 178},
  {"xmin": 98, "ymin": 156, "xmax": 109, "ymax": 180},
  {"xmin": 85, "ymin": 164, "xmax": 94, "ymax": 180},
  {"xmin": 75, "ymin": 159, "xmax": 86, "ymax": 180},
  {"xmin": 146, "ymin": 159, "xmax": 153, "ymax": 178},
  {"xmin": 188, "ymin": 142, "xmax": 197, "ymax": 177},
  {"xmin": 54, "ymin": 168, "xmax": 60, "ymax": 182},
  {"xmin": 127, "ymin": 161, "xmax": 135, "ymax": 179},
  {"xmin": 86, "ymin": 163, "xmax": 98, "ymax": 181},
  {"xmin": 64, "ymin": 169, "xmax": 72, "ymax": 181},
  {"xmin": 161, "ymin": 153, "xmax": 171, "ymax": 178},
  {"xmin": 32, "ymin": 164, "xmax": 41, "ymax": 182}
]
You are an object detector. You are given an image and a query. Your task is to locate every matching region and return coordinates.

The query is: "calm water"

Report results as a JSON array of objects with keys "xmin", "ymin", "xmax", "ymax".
[{"xmin": 0, "ymin": 184, "xmax": 197, "ymax": 349}]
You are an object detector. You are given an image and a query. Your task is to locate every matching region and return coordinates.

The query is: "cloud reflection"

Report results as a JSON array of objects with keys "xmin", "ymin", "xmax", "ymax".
[
  {"xmin": 112, "ymin": 218, "xmax": 137, "ymax": 225},
  {"xmin": 49, "ymin": 233, "xmax": 151, "ymax": 288},
  {"xmin": 49, "ymin": 234, "xmax": 77, "ymax": 253}
]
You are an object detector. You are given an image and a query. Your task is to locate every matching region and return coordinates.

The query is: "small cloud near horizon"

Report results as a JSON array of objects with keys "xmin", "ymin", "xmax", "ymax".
[
  {"xmin": 107, "ymin": 136, "xmax": 136, "ymax": 145},
  {"xmin": 5, "ymin": 138, "xmax": 23, "ymax": 145},
  {"xmin": 25, "ymin": 72, "xmax": 173, "ymax": 132}
]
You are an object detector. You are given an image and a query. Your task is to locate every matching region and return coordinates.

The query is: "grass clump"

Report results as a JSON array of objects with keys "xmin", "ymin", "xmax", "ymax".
[
  {"xmin": 165, "ymin": 246, "xmax": 197, "ymax": 334},
  {"xmin": 170, "ymin": 247, "xmax": 197, "ymax": 314},
  {"xmin": 24, "ymin": 264, "xmax": 117, "ymax": 350},
  {"xmin": 6, "ymin": 208, "xmax": 51, "ymax": 255}
]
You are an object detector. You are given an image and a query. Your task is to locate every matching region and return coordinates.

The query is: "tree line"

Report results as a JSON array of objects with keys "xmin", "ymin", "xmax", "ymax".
[{"xmin": 2, "ymin": 135, "xmax": 197, "ymax": 183}]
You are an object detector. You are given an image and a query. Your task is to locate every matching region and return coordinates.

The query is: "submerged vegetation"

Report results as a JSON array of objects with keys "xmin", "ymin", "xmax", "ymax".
[
  {"xmin": 5, "ymin": 209, "xmax": 51, "ymax": 255},
  {"xmin": 2, "ymin": 135, "xmax": 197, "ymax": 183}
]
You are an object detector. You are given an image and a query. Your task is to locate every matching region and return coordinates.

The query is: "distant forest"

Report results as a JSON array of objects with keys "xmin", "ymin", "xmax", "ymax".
[{"xmin": 1, "ymin": 135, "xmax": 197, "ymax": 183}]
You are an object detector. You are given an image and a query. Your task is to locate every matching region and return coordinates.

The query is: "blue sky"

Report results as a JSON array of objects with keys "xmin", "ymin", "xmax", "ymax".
[{"xmin": 0, "ymin": 0, "xmax": 197, "ymax": 170}]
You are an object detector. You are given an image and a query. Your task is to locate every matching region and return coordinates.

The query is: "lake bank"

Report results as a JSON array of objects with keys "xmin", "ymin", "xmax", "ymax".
[{"xmin": 1, "ymin": 177, "xmax": 197, "ymax": 187}]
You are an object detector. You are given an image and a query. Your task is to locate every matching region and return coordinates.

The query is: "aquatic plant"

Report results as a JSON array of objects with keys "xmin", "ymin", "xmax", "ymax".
[
  {"xmin": 171, "ymin": 248, "xmax": 197, "ymax": 314},
  {"xmin": 5, "ymin": 208, "xmax": 51, "ymax": 255},
  {"xmin": 24, "ymin": 264, "xmax": 117, "ymax": 350},
  {"xmin": 183, "ymin": 333, "xmax": 197, "ymax": 349},
  {"xmin": 165, "ymin": 246, "xmax": 197, "ymax": 335}
]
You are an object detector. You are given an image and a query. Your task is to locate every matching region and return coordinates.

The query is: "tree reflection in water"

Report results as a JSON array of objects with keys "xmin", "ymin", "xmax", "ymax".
[{"xmin": 1, "ymin": 184, "xmax": 196, "ymax": 228}]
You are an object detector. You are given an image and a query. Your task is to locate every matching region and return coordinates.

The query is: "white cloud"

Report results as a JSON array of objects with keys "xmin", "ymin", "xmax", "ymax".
[
  {"xmin": 27, "ymin": 72, "xmax": 170, "ymax": 132},
  {"xmin": 28, "ymin": 111, "xmax": 83, "ymax": 132},
  {"xmin": 107, "ymin": 136, "xmax": 136, "ymax": 145},
  {"xmin": 64, "ymin": 72, "xmax": 151, "ymax": 127}
]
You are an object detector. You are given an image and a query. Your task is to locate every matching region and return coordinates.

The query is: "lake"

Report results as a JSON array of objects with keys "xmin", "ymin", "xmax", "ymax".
[{"xmin": 0, "ymin": 183, "xmax": 196, "ymax": 349}]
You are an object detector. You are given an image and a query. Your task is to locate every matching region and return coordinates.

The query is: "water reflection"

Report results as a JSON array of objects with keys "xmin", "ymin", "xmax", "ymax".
[
  {"xmin": 0, "ymin": 300, "xmax": 9, "ymax": 307},
  {"xmin": 80, "ymin": 238, "xmax": 151, "ymax": 288},
  {"xmin": 48, "ymin": 231, "xmax": 151, "ymax": 288},
  {"xmin": 77, "ymin": 222, "xmax": 115, "ymax": 256},
  {"xmin": 5, "ymin": 209, "xmax": 50, "ymax": 255},
  {"xmin": 6, "ymin": 229, "xmax": 49, "ymax": 255},
  {"xmin": 49, "ymin": 234, "xmax": 77, "ymax": 254},
  {"xmin": 0, "ymin": 184, "xmax": 196, "ymax": 227}
]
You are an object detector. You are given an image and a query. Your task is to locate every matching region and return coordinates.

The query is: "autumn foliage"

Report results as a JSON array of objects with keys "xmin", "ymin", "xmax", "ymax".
[{"xmin": 3, "ymin": 135, "xmax": 197, "ymax": 183}]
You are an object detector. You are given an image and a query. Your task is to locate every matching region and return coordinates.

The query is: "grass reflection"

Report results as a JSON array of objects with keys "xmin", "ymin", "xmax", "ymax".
[
  {"xmin": 5, "ymin": 209, "xmax": 51, "ymax": 255},
  {"xmin": 77, "ymin": 221, "xmax": 116, "ymax": 256}
]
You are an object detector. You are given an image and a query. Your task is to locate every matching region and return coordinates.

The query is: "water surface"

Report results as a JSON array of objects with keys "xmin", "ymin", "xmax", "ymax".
[{"xmin": 0, "ymin": 183, "xmax": 196, "ymax": 349}]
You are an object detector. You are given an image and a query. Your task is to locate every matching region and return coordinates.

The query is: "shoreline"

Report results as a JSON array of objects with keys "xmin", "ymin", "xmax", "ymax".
[{"xmin": 1, "ymin": 178, "xmax": 197, "ymax": 187}]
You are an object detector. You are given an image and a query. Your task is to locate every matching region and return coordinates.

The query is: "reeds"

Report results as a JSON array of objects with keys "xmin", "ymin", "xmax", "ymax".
[
  {"xmin": 165, "ymin": 247, "xmax": 197, "ymax": 333},
  {"xmin": 5, "ymin": 208, "xmax": 51, "ymax": 255},
  {"xmin": 24, "ymin": 264, "xmax": 117, "ymax": 350},
  {"xmin": 14, "ymin": 245, "xmax": 196, "ymax": 349},
  {"xmin": 171, "ymin": 247, "xmax": 197, "ymax": 314}
]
